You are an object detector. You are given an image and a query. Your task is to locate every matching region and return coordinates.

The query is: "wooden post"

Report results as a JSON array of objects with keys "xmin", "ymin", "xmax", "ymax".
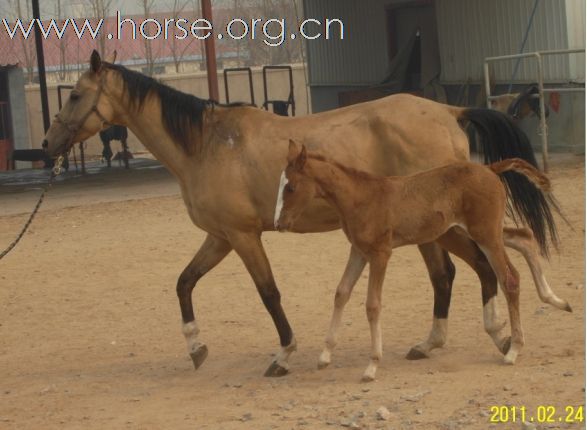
[
  {"xmin": 32, "ymin": 0, "xmax": 51, "ymax": 133},
  {"xmin": 201, "ymin": 0, "xmax": 219, "ymax": 102}
]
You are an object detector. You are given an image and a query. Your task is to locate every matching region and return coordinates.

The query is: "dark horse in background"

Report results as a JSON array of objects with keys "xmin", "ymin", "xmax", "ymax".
[{"xmin": 99, "ymin": 125, "xmax": 131, "ymax": 168}]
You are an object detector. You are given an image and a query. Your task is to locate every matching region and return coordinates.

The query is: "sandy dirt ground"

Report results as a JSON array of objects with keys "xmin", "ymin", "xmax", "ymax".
[{"xmin": 0, "ymin": 156, "xmax": 584, "ymax": 430}]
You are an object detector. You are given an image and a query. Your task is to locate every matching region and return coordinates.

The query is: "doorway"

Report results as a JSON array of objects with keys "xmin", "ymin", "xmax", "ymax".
[{"xmin": 385, "ymin": 0, "xmax": 440, "ymax": 93}]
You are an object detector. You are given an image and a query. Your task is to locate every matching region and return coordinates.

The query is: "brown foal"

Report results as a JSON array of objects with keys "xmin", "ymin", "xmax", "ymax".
[{"xmin": 275, "ymin": 141, "xmax": 570, "ymax": 382}]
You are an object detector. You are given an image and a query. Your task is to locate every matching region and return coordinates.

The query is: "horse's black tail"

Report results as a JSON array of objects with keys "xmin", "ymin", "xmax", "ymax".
[{"xmin": 460, "ymin": 108, "xmax": 561, "ymax": 257}]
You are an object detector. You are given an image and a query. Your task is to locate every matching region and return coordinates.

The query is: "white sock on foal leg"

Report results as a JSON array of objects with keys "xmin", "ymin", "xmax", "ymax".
[{"xmin": 318, "ymin": 307, "xmax": 344, "ymax": 369}]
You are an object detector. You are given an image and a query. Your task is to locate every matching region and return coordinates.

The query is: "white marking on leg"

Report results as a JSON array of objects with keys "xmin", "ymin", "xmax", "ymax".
[
  {"xmin": 427, "ymin": 318, "xmax": 448, "ymax": 347},
  {"xmin": 320, "ymin": 292, "xmax": 352, "ymax": 365},
  {"xmin": 318, "ymin": 249, "xmax": 366, "ymax": 369},
  {"xmin": 182, "ymin": 321, "xmax": 201, "ymax": 353},
  {"xmin": 362, "ymin": 303, "xmax": 382, "ymax": 382},
  {"xmin": 319, "ymin": 306, "xmax": 344, "ymax": 368},
  {"xmin": 505, "ymin": 231, "xmax": 570, "ymax": 311},
  {"xmin": 273, "ymin": 337, "xmax": 297, "ymax": 370},
  {"xmin": 411, "ymin": 318, "xmax": 448, "ymax": 356},
  {"xmin": 362, "ymin": 319, "xmax": 382, "ymax": 382},
  {"xmin": 274, "ymin": 171, "xmax": 288, "ymax": 228},
  {"xmin": 483, "ymin": 296, "xmax": 507, "ymax": 347}
]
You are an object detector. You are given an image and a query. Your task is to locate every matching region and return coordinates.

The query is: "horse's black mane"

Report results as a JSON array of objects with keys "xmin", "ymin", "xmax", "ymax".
[{"xmin": 104, "ymin": 63, "xmax": 246, "ymax": 151}]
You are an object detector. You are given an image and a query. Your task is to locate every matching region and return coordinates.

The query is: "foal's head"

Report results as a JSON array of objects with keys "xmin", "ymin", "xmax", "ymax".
[
  {"xmin": 274, "ymin": 140, "xmax": 318, "ymax": 232},
  {"xmin": 43, "ymin": 50, "xmax": 118, "ymax": 157}
]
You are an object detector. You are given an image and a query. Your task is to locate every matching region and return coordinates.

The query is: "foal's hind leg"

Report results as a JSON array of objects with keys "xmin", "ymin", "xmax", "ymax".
[
  {"xmin": 406, "ymin": 242, "xmax": 455, "ymax": 360},
  {"xmin": 318, "ymin": 246, "xmax": 367, "ymax": 369},
  {"xmin": 177, "ymin": 234, "xmax": 233, "ymax": 369}
]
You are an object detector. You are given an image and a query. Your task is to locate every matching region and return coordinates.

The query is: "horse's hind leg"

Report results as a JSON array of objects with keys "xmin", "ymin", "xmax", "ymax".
[
  {"xmin": 318, "ymin": 246, "xmax": 366, "ymax": 369},
  {"xmin": 406, "ymin": 242, "xmax": 455, "ymax": 360},
  {"xmin": 504, "ymin": 227, "xmax": 571, "ymax": 312},
  {"xmin": 475, "ymin": 239, "xmax": 525, "ymax": 364},
  {"xmin": 177, "ymin": 234, "xmax": 233, "ymax": 369},
  {"xmin": 228, "ymin": 231, "xmax": 295, "ymax": 377},
  {"xmin": 434, "ymin": 230, "xmax": 510, "ymax": 355}
]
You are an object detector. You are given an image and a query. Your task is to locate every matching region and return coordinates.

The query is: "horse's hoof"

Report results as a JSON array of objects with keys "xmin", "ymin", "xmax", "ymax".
[
  {"xmin": 317, "ymin": 360, "xmax": 330, "ymax": 370},
  {"xmin": 264, "ymin": 361, "xmax": 289, "ymax": 377},
  {"xmin": 500, "ymin": 337, "xmax": 512, "ymax": 355},
  {"xmin": 190, "ymin": 344, "xmax": 208, "ymax": 370},
  {"xmin": 406, "ymin": 347, "xmax": 429, "ymax": 360},
  {"xmin": 503, "ymin": 350, "xmax": 517, "ymax": 365},
  {"xmin": 361, "ymin": 374, "xmax": 375, "ymax": 383}
]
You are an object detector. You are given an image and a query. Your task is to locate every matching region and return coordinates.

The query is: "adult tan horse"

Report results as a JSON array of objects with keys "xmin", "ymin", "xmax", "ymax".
[
  {"xmin": 42, "ymin": 51, "xmax": 558, "ymax": 377},
  {"xmin": 275, "ymin": 142, "xmax": 570, "ymax": 381}
]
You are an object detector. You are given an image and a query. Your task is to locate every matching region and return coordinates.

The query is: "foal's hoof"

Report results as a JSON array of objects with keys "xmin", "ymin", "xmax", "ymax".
[
  {"xmin": 500, "ymin": 337, "xmax": 512, "ymax": 355},
  {"xmin": 361, "ymin": 374, "xmax": 375, "ymax": 383},
  {"xmin": 406, "ymin": 347, "xmax": 429, "ymax": 360},
  {"xmin": 264, "ymin": 361, "xmax": 289, "ymax": 377},
  {"xmin": 189, "ymin": 344, "xmax": 209, "ymax": 370},
  {"xmin": 317, "ymin": 360, "xmax": 330, "ymax": 370}
]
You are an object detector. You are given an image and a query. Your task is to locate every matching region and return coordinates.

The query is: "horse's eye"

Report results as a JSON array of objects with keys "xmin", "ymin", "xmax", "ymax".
[
  {"xmin": 285, "ymin": 184, "xmax": 295, "ymax": 193},
  {"xmin": 70, "ymin": 92, "xmax": 80, "ymax": 101}
]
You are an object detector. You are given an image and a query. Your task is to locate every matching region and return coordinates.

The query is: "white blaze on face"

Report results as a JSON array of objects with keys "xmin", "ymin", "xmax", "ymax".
[{"xmin": 274, "ymin": 171, "xmax": 288, "ymax": 228}]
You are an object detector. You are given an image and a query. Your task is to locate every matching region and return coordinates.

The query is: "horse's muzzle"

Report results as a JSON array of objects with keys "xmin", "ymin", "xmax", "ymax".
[{"xmin": 41, "ymin": 139, "xmax": 48, "ymax": 150}]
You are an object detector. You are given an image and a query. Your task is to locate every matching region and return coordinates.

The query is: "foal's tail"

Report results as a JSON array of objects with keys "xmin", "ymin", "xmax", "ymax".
[
  {"xmin": 489, "ymin": 158, "xmax": 554, "ymax": 256},
  {"xmin": 490, "ymin": 158, "xmax": 551, "ymax": 192},
  {"xmin": 456, "ymin": 108, "xmax": 562, "ymax": 257}
]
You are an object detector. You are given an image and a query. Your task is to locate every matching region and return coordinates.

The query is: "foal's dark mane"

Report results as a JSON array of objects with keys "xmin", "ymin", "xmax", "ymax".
[{"xmin": 103, "ymin": 62, "xmax": 246, "ymax": 152}]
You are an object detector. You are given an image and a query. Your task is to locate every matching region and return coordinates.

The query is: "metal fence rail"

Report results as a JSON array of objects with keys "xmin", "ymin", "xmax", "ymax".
[{"xmin": 483, "ymin": 48, "xmax": 585, "ymax": 172}]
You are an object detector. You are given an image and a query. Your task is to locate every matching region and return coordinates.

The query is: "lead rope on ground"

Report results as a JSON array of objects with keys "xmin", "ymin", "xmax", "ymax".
[{"xmin": 0, "ymin": 156, "xmax": 64, "ymax": 261}]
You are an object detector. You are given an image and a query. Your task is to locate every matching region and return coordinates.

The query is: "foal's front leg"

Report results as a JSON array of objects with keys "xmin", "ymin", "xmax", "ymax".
[
  {"xmin": 362, "ymin": 253, "xmax": 390, "ymax": 382},
  {"xmin": 318, "ymin": 246, "xmax": 367, "ymax": 369}
]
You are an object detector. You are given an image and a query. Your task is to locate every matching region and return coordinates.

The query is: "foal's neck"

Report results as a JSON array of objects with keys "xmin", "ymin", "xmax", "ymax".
[{"xmin": 307, "ymin": 158, "xmax": 380, "ymax": 215}]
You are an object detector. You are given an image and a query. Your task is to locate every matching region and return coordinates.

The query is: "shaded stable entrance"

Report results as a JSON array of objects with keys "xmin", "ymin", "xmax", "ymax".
[
  {"xmin": 0, "ymin": 65, "xmax": 30, "ymax": 170},
  {"xmin": 338, "ymin": 1, "xmax": 442, "ymax": 107},
  {"xmin": 0, "ymin": 68, "xmax": 14, "ymax": 170}
]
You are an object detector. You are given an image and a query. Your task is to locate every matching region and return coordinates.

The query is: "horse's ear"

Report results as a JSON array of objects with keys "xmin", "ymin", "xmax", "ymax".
[
  {"xmin": 296, "ymin": 144, "xmax": 307, "ymax": 170},
  {"xmin": 90, "ymin": 50, "xmax": 102, "ymax": 73},
  {"xmin": 287, "ymin": 139, "xmax": 300, "ymax": 163},
  {"xmin": 104, "ymin": 50, "xmax": 117, "ymax": 64}
]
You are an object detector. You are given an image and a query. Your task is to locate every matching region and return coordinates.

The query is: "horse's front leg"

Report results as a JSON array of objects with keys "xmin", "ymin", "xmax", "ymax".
[
  {"xmin": 228, "ymin": 231, "xmax": 295, "ymax": 377},
  {"xmin": 177, "ymin": 234, "xmax": 233, "ymax": 369},
  {"xmin": 318, "ymin": 246, "xmax": 366, "ymax": 369},
  {"xmin": 362, "ymin": 252, "xmax": 389, "ymax": 382}
]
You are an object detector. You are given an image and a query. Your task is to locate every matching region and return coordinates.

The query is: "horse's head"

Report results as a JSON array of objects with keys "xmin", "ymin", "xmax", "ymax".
[
  {"xmin": 274, "ymin": 140, "xmax": 319, "ymax": 232},
  {"xmin": 43, "ymin": 50, "xmax": 118, "ymax": 158}
]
